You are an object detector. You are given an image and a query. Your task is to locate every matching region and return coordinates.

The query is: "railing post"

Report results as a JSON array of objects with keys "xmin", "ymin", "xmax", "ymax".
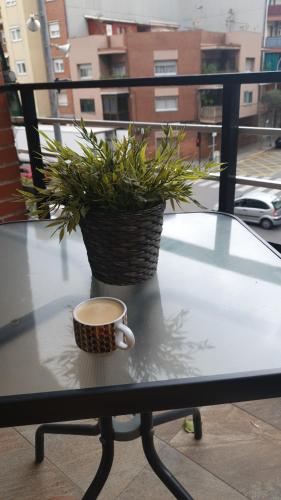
[
  {"xmin": 20, "ymin": 88, "xmax": 45, "ymax": 190},
  {"xmin": 219, "ymin": 83, "xmax": 241, "ymax": 213}
]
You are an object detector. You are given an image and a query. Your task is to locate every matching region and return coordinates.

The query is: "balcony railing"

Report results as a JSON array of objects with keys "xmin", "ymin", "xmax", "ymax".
[
  {"xmin": 268, "ymin": 4, "xmax": 281, "ymax": 16},
  {"xmin": 265, "ymin": 36, "xmax": 281, "ymax": 48},
  {"xmin": 200, "ymin": 105, "xmax": 222, "ymax": 123},
  {"xmin": 1, "ymin": 70, "xmax": 281, "ymax": 217}
]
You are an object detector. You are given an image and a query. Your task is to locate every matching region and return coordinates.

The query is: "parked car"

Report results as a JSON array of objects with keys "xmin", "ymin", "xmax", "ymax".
[{"xmin": 234, "ymin": 191, "xmax": 281, "ymax": 229}]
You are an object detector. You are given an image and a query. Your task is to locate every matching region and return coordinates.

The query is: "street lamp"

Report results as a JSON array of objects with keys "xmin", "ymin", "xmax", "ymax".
[
  {"xmin": 26, "ymin": 13, "xmax": 40, "ymax": 32},
  {"xmin": 26, "ymin": 1, "xmax": 63, "ymax": 143}
]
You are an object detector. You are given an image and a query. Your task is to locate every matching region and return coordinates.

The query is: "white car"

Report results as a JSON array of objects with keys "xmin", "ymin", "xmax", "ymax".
[{"xmin": 234, "ymin": 191, "xmax": 281, "ymax": 229}]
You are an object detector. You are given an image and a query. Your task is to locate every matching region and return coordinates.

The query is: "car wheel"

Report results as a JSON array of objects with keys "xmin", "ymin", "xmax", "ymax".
[{"xmin": 260, "ymin": 218, "xmax": 273, "ymax": 229}]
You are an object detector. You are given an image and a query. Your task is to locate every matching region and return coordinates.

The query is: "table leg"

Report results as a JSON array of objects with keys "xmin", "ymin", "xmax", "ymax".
[
  {"xmin": 140, "ymin": 412, "xmax": 194, "ymax": 500},
  {"xmin": 82, "ymin": 416, "xmax": 114, "ymax": 499},
  {"xmin": 35, "ymin": 422, "xmax": 100, "ymax": 463},
  {"xmin": 34, "ymin": 409, "xmax": 200, "ymax": 499}
]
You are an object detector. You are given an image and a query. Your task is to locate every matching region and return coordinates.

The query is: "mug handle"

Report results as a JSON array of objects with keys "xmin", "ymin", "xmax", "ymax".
[{"xmin": 115, "ymin": 323, "xmax": 135, "ymax": 350}]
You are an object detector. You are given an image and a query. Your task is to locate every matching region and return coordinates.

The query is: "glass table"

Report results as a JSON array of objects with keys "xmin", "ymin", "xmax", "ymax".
[{"xmin": 1, "ymin": 212, "xmax": 281, "ymax": 499}]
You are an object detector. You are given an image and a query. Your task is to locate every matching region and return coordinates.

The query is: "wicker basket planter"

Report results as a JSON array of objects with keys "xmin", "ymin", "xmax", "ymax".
[{"xmin": 79, "ymin": 202, "xmax": 165, "ymax": 285}]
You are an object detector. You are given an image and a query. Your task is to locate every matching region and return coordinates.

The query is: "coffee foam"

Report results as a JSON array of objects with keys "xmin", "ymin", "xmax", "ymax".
[{"xmin": 75, "ymin": 298, "xmax": 124, "ymax": 325}]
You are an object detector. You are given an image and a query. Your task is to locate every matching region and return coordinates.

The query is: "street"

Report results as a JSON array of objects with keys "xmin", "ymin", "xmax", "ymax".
[{"xmin": 166, "ymin": 147, "xmax": 281, "ymax": 245}]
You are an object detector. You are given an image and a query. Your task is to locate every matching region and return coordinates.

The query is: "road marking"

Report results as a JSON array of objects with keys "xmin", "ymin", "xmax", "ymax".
[
  {"xmin": 197, "ymin": 180, "xmax": 215, "ymax": 187},
  {"xmin": 236, "ymin": 185, "xmax": 252, "ymax": 193}
]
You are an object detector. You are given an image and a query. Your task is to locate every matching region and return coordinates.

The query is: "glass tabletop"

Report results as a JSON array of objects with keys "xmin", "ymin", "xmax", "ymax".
[{"xmin": 0, "ymin": 212, "xmax": 281, "ymax": 398}]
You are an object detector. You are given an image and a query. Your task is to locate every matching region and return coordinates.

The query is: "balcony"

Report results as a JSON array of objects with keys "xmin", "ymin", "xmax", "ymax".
[
  {"xmin": 265, "ymin": 36, "xmax": 281, "ymax": 48},
  {"xmin": 200, "ymin": 105, "xmax": 222, "ymax": 123},
  {"xmin": 201, "ymin": 48, "xmax": 238, "ymax": 74},
  {"xmin": 101, "ymin": 92, "xmax": 130, "ymax": 120},
  {"xmin": 199, "ymin": 88, "xmax": 223, "ymax": 123},
  {"xmin": 2, "ymin": 71, "xmax": 281, "ymax": 498},
  {"xmin": 268, "ymin": 4, "xmax": 281, "ymax": 17},
  {"xmin": 99, "ymin": 53, "xmax": 127, "ymax": 79}
]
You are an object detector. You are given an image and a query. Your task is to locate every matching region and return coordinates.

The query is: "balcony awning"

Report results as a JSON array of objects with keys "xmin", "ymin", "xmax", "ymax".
[
  {"xmin": 85, "ymin": 14, "xmax": 137, "ymax": 24},
  {"xmin": 198, "ymin": 85, "xmax": 223, "ymax": 90},
  {"xmin": 100, "ymin": 90, "xmax": 129, "ymax": 95},
  {"xmin": 201, "ymin": 44, "xmax": 240, "ymax": 51},
  {"xmin": 98, "ymin": 48, "xmax": 127, "ymax": 55},
  {"xmin": 84, "ymin": 14, "xmax": 179, "ymax": 29}
]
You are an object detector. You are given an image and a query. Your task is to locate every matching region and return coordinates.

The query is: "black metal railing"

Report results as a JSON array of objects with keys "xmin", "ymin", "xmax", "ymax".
[{"xmin": 1, "ymin": 70, "xmax": 281, "ymax": 215}]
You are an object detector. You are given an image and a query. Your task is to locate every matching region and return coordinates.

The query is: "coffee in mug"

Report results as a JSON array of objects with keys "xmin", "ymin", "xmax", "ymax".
[{"xmin": 73, "ymin": 297, "xmax": 135, "ymax": 353}]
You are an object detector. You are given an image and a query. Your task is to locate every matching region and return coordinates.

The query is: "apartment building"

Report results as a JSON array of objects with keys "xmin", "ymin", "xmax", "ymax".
[
  {"xmin": 0, "ymin": 4, "xmax": 6, "ymax": 55},
  {"xmin": 263, "ymin": 0, "xmax": 281, "ymax": 70},
  {"xmin": 69, "ymin": 28, "xmax": 262, "ymax": 157},
  {"xmin": 1, "ymin": 0, "xmax": 50, "ymax": 116},
  {"xmin": 1, "ymin": 0, "xmax": 73, "ymax": 117}
]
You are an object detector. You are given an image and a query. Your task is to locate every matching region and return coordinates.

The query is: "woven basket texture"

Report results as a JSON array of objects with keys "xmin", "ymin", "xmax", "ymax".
[{"xmin": 80, "ymin": 203, "xmax": 165, "ymax": 285}]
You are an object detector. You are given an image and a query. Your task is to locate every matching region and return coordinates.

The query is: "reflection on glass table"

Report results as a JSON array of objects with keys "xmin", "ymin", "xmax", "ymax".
[{"xmin": 1, "ymin": 212, "xmax": 281, "ymax": 499}]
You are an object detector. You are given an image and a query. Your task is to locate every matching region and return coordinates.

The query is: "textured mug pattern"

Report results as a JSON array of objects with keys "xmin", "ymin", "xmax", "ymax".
[{"xmin": 73, "ymin": 314, "xmax": 127, "ymax": 353}]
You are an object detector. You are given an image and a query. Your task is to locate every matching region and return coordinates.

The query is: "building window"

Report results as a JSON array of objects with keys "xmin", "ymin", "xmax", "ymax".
[
  {"xmin": 154, "ymin": 60, "xmax": 177, "ymax": 76},
  {"xmin": 78, "ymin": 63, "xmax": 92, "ymax": 79},
  {"xmin": 15, "ymin": 60, "xmax": 27, "ymax": 75},
  {"xmin": 111, "ymin": 63, "xmax": 126, "ymax": 77},
  {"xmin": 53, "ymin": 58, "xmax": 64, "ymax": 73},
  {"xmin": 58, "ymin": 92, "xmax": 68, "ymax": 107},
  {"xmin": 245, "ymin": 57, "xmax": 255, "ymax": 72},
  {"xmin": 243, "ymin": 91, "xmax": 253, "ymax": 104},
  {"xmin": 49, "ymin": 21, "xmax": 60, "ymax": 38},
  {"xmin": 80, "ymin": 99, "xmax": 95, "ymax": 113},
  {"xmin": 5, "ymin": 0, "xmax": 16, "ymax": 6},
  {"xmin": 10, "ymin": 26, "xmax": 21, "ymax": 41},
  {"xmin": 102, "ymin": 94, "xmax": 129, "ymax": 120},
  {"xmin": 155, "ymin": 96, "xmax": 178, "ymax": 112},
  {"xmin": 116, "ymin": 26, "xmax": 126, "ymax": 34},
  {"xmin": 106, "ymin": 24, "xmax": 113, "ymax": 36}
]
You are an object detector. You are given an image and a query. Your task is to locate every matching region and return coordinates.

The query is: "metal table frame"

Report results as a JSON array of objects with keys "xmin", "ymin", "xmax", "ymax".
[{"xmin": 35, "ymin": 409, "xmax": 202, "ymax": 499}]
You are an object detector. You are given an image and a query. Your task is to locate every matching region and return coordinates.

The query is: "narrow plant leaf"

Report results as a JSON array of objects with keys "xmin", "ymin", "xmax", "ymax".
[{"xmin": 18, "ymin": 120, "xmax": 222, "ymax": 239}]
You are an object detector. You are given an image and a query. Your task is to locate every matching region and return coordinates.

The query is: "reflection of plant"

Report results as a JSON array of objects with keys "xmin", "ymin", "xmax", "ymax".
[
  {"xmin": 43, "ymin": 308, "xmax": 214, "ymax": 386},
  {"xmin": 128, "ymin": 309, "xmax": 214, "ymax": 382},
  {"xmin": 45, "ymin": 348, "xmax": 80, "ymax": 387}
]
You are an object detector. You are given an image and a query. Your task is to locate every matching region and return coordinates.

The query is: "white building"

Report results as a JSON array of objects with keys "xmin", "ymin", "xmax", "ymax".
[{"xmin": 65, "ymin": 0, "xmax": 267, "ymax": 38}]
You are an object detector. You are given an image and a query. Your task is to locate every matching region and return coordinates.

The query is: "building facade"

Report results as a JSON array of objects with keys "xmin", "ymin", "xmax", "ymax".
[
  {"xmin": 1, "ymin": 0, "xmax": 50, "ymax": 116},
  {"xmin": 263, "ymin": 0, "xmax": 281, "ymax": 70},
  {"xmin": 64, "ymin": 0, "xmax": 267, "ymax": 38},
  {"xmin": 0, "ymin": 0, "xmax": 74, "ymax": 117},
  {"xmin": 69, "ymin": 28, "xmax": 262, "ymax": 157},
  {"xmin": 45, "ymin": 0, "xmax": 74, "ymax": 117}
]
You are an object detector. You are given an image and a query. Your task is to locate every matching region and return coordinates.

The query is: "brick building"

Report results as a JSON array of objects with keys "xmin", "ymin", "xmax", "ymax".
[
  {"xmin": 69, "ymin": 29, "xmax": 262, "ymax": 158},
  {"xmin": 0, "ymin": 65, "xmax": 26, "ymax": 222},
  {"xmin": 45, "ymin": 0, "xmax": 74, "ymax": 117}
]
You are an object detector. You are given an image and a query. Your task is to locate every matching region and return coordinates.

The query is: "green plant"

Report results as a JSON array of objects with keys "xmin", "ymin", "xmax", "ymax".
[
  {"xmin": 202, "ymin": 63, "xmax": 218, "ymax": 74},
  {"xmin": 19, "ymin": 121, "xmax": 221, "ymax": 240}
]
